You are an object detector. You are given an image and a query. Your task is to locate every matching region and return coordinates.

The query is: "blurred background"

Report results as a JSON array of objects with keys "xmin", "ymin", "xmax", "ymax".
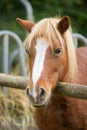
[
  {"xmin": 0, "ymin": 0, "xmax": 87, "ymax": 37},
  {"xmin": 0, "ymin": 0, "xmax": 87, "ymax": 130}
]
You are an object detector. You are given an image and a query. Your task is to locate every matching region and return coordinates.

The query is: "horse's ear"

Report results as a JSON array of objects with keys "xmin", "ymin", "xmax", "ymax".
[
  {"xmin": 57, "ymin": 16, "xmax": 70, "ymax": 34},
  {"xmin": 16, "ymin": 18, "xmax": 35, "ymax": 32}
]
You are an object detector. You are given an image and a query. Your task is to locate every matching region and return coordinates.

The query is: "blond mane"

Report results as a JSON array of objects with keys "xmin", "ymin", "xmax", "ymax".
[{"xmin": 24, "ymin": 17, "xmax": 78, "ymax": 80}]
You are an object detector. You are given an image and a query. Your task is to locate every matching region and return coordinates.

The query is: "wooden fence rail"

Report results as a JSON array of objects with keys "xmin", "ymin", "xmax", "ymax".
[{"xmin": 0, "ymin": 73, "xmax": 87, "ymax": 100}]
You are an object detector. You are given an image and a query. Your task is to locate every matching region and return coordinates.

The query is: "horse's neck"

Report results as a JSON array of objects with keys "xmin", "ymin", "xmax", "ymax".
[
  {"xmin": 76, "ymin": 47, "xmax": 87, "ymax": 85},
  {"xmin": 35, "ymin": 94, "xmax": 83, "ymax": 130},
  {"xmin": 64, "ymin": 47, "xmax": 87, "ymax": 85}
]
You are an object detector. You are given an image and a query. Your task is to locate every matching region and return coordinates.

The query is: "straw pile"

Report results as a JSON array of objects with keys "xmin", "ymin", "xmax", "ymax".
[{"xmin": 0, "ymin": 87, "xmax": 38, "ymax": 130}]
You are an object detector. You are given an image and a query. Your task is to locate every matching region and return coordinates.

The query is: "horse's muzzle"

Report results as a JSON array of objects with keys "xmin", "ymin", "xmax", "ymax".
[{"xmin": 26, "ymin": 87, "xmax": 47, "ymax": 107}]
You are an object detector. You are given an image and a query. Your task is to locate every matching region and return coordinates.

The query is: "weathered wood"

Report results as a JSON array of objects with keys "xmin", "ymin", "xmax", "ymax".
[
  {"xmin": 55, "ymin": 82, "xmax": 87, "ymax": 100},
  {"xmin": 0, "ymin": 73, "xmax": 28, "ymax": 89},
  {"xmin": 0, "ymin": 73, "xmax": 87, "ymax": 100}
]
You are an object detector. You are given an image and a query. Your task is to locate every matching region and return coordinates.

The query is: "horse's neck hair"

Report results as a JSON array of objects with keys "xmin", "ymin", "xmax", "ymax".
[{"xmin": 64, "ymin": 29, "xmax": 78, "ymax": 80}]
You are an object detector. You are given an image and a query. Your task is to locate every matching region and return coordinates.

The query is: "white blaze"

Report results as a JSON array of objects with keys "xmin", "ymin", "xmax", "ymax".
[{"xmin": 32, "ymin": 38, "xmax": 48, "ymax": 97}]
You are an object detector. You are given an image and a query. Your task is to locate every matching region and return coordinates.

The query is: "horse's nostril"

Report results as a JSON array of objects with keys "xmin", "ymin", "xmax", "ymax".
[
  {"xmin": 40, "ymin": 88, "xmax": 46, "ymax": 99},
  {"xmin": 26, "ymin": 88, "xmax": 29, "ymax": 96}
]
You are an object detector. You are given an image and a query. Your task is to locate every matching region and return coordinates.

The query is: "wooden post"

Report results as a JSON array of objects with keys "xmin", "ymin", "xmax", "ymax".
[
  {"xmin": 0, "ymin": 73, "xmax": 87, "ymax": 100},
  {"xmin": 0, "ymin": 73, "xmax": 28, "ymax": 89},
  {"xmin": 55, "ymin": 82, "xmax": 87, "ymax": 100}
]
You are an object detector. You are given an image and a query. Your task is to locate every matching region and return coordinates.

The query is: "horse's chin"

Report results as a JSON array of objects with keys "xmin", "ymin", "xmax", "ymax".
[
  {"xmin": 33, "ymin": 104, "xmax": 45, "ymax": 108},
  {"xmin": 31, "ymin": 101, "xmax": 46, "ymax": 108},
  {"xmin": 31, "ymin": 97, "xmax": 50, "ymax": 108}
]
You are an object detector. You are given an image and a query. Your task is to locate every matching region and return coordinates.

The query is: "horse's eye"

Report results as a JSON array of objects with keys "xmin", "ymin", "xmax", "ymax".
[
  {"xmin": 54, "ymin": 48, "xmax": 62, "ymax": 55},
  {"xmin": 26, "ymin": 50, "xmax": 29, "ymax": 55}
]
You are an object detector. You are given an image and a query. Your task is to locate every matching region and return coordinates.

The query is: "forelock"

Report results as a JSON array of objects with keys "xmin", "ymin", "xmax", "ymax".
[{"xmin": 24, "ymin": 17, "xmax": 65, "ymax": 51}]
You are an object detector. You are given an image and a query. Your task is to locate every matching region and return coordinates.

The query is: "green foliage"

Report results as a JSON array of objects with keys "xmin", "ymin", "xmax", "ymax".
[
  {"xmin": 29, "ymin": 0, "xmax": 87, "ymax": 36},
  {"xmin": 0, "ymin": 0, "xmax": 87, "ymax": 36}
]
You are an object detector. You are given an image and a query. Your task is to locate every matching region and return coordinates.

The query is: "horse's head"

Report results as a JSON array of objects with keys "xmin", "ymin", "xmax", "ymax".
[{"xmin": 17, "ymin": 16, "xmax": 77, "ymax": 107}]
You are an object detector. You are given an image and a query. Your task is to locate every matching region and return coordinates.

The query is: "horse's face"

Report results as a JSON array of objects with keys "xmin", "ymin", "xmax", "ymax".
[
  {"xmin": 27, "ymin": 37, "xmax": 68, "ymax": 106},
  {"xmin": 17, "ymin": 16, "xmax": 71, "ymax": 106}
]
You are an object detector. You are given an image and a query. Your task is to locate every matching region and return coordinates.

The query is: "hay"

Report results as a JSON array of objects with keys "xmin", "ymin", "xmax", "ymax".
[
  {"xmin": 0, "ymin": 55, "xmax": 39, "ymax": 130},
  {"xmin": 0, "ymin": 87, "xmax": 38, "ymax": 130}
]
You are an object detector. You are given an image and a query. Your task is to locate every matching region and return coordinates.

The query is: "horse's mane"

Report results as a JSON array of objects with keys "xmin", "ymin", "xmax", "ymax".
[{"xmin": 25, "ymin": 17, "xmax": 77, "ymax": 80}]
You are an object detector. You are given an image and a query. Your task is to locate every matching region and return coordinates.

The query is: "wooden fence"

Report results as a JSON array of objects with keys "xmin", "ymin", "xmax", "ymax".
[{"xmin": 0, "ymin": 73, "xmax": 87, "ymax": 100}]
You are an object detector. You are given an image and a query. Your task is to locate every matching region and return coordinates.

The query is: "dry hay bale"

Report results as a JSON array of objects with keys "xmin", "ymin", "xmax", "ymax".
[
  {"xmin": 0, "ymin": 57, "xmax": 38, "ymax": 130},
  {"xmin": 0, "ymin": 87, "xmax": 38, "ymax": 130}
]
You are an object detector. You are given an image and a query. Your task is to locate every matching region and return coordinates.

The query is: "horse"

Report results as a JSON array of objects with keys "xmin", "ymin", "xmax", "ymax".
[{"xmin": 17, "ymin": 16, "xmax": 87, "ymax": 130}]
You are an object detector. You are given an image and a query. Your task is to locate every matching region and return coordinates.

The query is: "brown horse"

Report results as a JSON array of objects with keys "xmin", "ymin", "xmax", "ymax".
[{"xmin": 17, "ymin": 16, "xmax": 87, "ymax": 130}]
